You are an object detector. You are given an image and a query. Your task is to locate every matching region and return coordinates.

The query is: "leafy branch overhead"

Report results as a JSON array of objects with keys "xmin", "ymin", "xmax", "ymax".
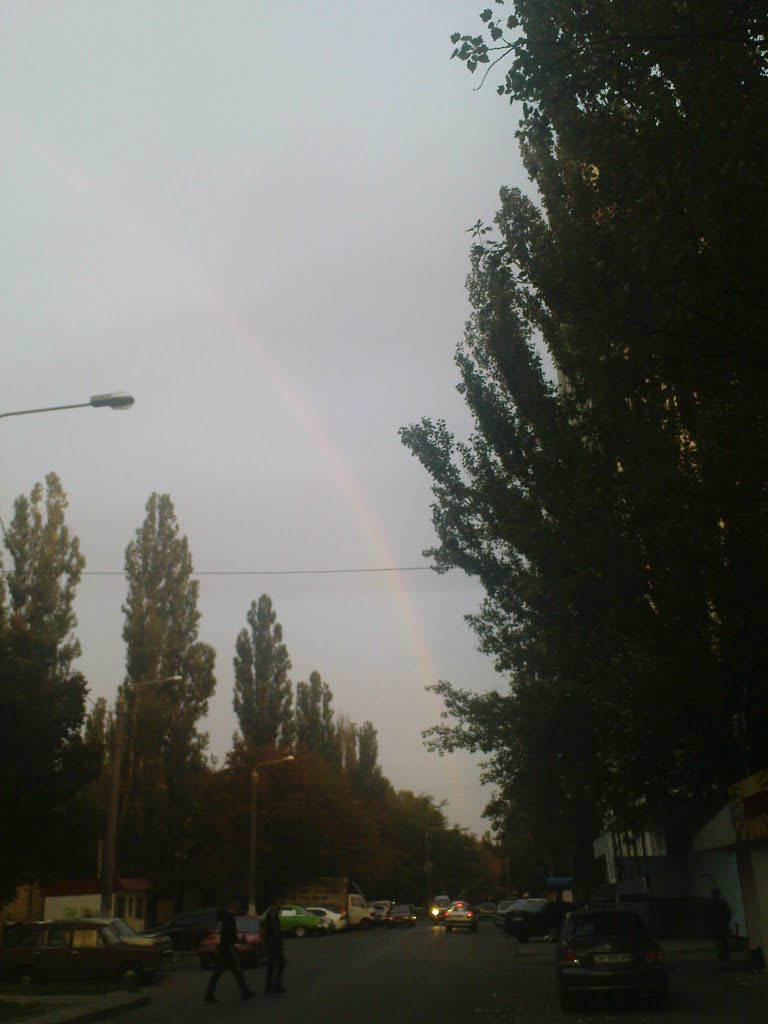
[{"xmin": 404, "ymin": 0, "xmax": 768, "ymax": 869}]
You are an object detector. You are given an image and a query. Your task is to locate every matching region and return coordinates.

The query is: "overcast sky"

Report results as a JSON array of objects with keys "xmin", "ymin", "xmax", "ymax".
[{"xmin": 1, "ymin": 1, "xmax": 529, "ymax": 837}]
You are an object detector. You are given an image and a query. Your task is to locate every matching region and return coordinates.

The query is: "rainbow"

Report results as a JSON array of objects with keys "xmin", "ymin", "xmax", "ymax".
[{"xmin": 5, "ymin": 106, "xmax": 458, "ymax": 766}]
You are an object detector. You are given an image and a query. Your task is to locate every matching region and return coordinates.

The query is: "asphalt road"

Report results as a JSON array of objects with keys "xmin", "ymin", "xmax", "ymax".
[{"xmin": 122, "ymin": 922, "xmax": 767, "ymax": 1024}]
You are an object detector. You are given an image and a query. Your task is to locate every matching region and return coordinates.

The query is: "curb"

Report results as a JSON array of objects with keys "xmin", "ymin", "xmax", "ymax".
[{"xmin": 0, "ymin": 991, "xmax": 149, "ymax": 1024}]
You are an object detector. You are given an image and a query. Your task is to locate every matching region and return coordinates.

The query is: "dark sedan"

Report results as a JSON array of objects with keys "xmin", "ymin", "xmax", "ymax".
[
  {"xmin": 556, "ymin": 908, "xmax": 668, "ymax": 1011},
  {"xmin": 199, "ymin": 915, "xmax": 261, "ymax": 970},
  {"xmin": 504, "ymin": 898, "xmax": 571, "ymax": 941},
  {"xmin": 145, "ymin": 907, "xmax": 220, "ymax": 951},
  {"xmin": 476, "ymin": 902, "xmax": 497, "ymax": 920},
  {"xmin": 0, "ymin": 919, "xmax": 171, "ymax": 985},
  {"xmin": 387, "ymin": 904, "xmax": 417, "ymax": 928}
]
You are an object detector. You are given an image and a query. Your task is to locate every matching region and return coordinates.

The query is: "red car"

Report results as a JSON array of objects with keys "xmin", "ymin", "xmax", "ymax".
[{"xmin": 198, "ymin": 915, "xmax": 262, "ymax": 970}]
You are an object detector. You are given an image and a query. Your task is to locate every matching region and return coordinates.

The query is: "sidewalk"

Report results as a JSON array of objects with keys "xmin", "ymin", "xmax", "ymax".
[
  {"xmin": 0, "ymin": 989, "xmax": 148, "ymax": 1024},
  {"xmin": 661, "ymin": 937, "xmax": 755, "ymax": 971}
]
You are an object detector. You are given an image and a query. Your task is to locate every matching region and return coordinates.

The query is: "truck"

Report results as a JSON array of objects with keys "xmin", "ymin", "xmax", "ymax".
[{"xmin": 286, "ymin": 877, "xmax": 373, "ymax": 928}]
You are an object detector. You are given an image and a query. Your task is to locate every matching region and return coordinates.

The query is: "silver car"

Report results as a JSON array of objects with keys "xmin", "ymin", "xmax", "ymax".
[{"xmin": 444, "ymin": 901, "xmax": 478, "ymax": 932}]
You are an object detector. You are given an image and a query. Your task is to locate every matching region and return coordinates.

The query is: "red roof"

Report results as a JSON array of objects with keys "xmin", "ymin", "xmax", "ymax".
[{"xmin": 42, "ymin": 878, "xmax": 152, "ymax": 897}]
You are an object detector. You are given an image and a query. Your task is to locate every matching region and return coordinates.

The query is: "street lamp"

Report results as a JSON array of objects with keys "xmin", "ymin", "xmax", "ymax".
[
  {"xmin": 0, "ymin": 392, "xmax": 135, "ymax": 420},
  {"xmin": 100, "ymin": 675, "xmax": 183, "ymax": 916},
  {"xmin": 248, "ymin": 755, "xmax": 295, "ymax": 915}
]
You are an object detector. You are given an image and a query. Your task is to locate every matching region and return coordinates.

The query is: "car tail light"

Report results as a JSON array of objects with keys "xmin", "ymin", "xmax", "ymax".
[
  {"xmin": 645, "ymin": 947, "xmax": 664, "ymax": 963},
  {"xmin": 560, "ymin": 947, "xmax": 579, "ymax": 964}
]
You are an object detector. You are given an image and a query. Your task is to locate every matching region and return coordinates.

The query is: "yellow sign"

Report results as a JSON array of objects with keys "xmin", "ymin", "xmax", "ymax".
[{"xmin": 730, "ymin": 769, "xmax": 768, "ymax": 841}]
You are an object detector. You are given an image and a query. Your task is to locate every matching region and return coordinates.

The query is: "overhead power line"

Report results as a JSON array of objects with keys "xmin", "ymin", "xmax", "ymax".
[{"xmin": 70, "ymin": 565, "xmax": 436, "ymax": 578}]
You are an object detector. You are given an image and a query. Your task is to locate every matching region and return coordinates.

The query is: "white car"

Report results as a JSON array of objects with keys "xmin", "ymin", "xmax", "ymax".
[
  {"xmin": 444, "ymin": 901, "xmax": 478, "ymax": 932},
  {"xmin": 369, "ymin": 900, "xmax": 392, "ymax": 924},
  {"xmin": 305, "ymin": 906, "xmax": 347, "ymax": 932}
]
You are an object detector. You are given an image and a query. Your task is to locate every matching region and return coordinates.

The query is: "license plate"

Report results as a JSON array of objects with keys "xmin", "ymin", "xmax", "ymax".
[{"xmin": 594, "ymin": 954, "xmax": 632, "ymax": 964}]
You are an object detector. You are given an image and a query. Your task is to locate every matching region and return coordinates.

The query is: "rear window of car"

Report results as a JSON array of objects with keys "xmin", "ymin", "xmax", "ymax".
[
  {"xmin": 235, "ymin": 918, "xmax": 260, "ymax": 933},
  {"xmin": 565, "ymin": 912, "xmax": 647, "ymax": 939},
  {"xmin": 10, "ymin": 926, "xmax": 43, "ymax": 948},
  {"xmin": 392, "ymin": 905, "xmax": 410, "ymax": 913}
]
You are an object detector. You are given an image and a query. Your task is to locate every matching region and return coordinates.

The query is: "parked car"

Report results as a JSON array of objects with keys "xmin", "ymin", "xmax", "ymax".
[
  {"xmin": 387, "ymin": 904, "xmax": 417, "ymax": 928},
  {"xmin": 198, "ymin": 915, "xmax": 262, "ymax": 970},
  {"xmin": 304, "ymin": 906, "xmax": 347, "ymax": 932},
  {"xmin": 144, "ymin": 907, "xmax": 220, "ymax": 951},
  {"xmin": 504, "ymin": 898, "xmax": 571, "ymax": 941},
  {"xmin": 428, "ymin": 895, "xmax": 452, "ymax": 922},
  {"xmin": 104, "ymin": 918, "xmax": 172, "ymax": 952},
  {"xmin": 494, "ymin": 899, "xmax": 521, "ymax": 928},
  {"xmin": 278, "ymin": 905, "xmax": 330, "ymax": 937},
  {"xmin": 0, "ymin": 918, "xmax": 172, "ymax": 985},
  {"xmin": 476, "ymin": 902, "xmax": 497, "ymax": 920},
  {"xmin": 369, "ymin": 901, "xmax": 392, "ymax": 925},
  {"xmin": 556, "ymin": 907, "xmax": 668, "ymax": 1011},
  {"xmin": 444, "ymin": 901, "xmax": 478, "ymax": 932}
]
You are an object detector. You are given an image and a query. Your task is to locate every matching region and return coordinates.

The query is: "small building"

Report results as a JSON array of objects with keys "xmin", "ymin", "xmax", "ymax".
[
  {"xmin": 42, "ymin": 878, "xmax": 152, "ymax": 932},
  {"xmin": 0, "ymin": 883, "xmax": 44, "ymax": 924}
]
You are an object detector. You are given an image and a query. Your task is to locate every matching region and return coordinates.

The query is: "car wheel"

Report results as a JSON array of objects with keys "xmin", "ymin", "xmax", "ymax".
[
  {"xmin": 119, "ymin": 963, "xmax": 144, "ymax": 985},
  {"xmin": 471, "ymin": 925, "xmax": 478, "ymax": 932},
  {"xmin": 14, "ymin": 966, "xmax": 38, "ymax": 986},
  {"xmin": 294, "ymin": 926, "xmax": 306, "ymax": 938},
  {"xmin": 446, "ymin": 925, "xmax": 452, "ymax": 932}
]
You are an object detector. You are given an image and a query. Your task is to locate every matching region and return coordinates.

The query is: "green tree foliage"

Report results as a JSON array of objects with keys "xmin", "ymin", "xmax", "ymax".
[
  {"xmin": 120, "ymin": 493, "xmax": 216, "ymax": 889},
  {"xmin": 0, "ymin": 474, "xmax": 98, "ymax": 899},
  {"xmin": 402, "ymin": 1, "xmax": 768, "ymax": 852},
  {"xmin": 351, "ymin": 720, "xmax": 385, "ymax": 798},
  {"xmin": 4, "ymin": 473, "xmax": 85, "ymax": 676},
  {"xmin": 233, "ymin": 594, "xmax": 294, "ymax": 750},
  {"xmin": 295, "ymin": 670, "xmax": 336, "ymax": 761}
]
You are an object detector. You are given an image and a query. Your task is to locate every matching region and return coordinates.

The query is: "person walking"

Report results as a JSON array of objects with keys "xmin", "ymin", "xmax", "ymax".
[
  {"xmin": 203, "ymin": 900, "xmax": 253, "ymax": 1003},
  {"xmin": 711, "ymin": 889, "xmax": 731, "ymax": 962},
  {"xmin": 262, "ymin": 893, "xmax": 287, "ymax": 995}
]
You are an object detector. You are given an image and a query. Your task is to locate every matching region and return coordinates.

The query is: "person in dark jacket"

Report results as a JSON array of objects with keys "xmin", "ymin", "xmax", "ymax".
[
  {"xmin": 711, "ymin": 889, "xmax": 732, "ymax": 962},
  {"xmin": 203, "ymin": 900, "xmax": 253, "ymax": 1003},
  {"xmin": 261, "ymin": 893, "xmax": 287, "ymax": 995}
]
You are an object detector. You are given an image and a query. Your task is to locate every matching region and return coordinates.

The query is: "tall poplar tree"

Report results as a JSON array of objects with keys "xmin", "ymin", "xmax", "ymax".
[
  {"xmin": 295, "ymin": 670, "xmax": 336, "ymax": 761},
  {"xmin": 120, "ymin": 493, "xmax": 216, "ymax": 884},
  {"xmin": 402, "ymin": 1, "xmax": 768, "ymax": 847},
  {"xmin": 233, "ymin": 594, "xmax": 294, "ymax": 750},
  {"xmin": 0, "ymin": 474, "xmax": 95, "ymax": 898}
]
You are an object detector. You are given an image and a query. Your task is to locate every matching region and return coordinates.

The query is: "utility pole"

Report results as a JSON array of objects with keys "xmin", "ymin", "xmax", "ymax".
[
  {"xmin": 424, "ymin": 831, "xmax": 432, "ymax": 910},
  {"xmin": 101, "ymin": 699, "xmax": 125, "ymax": 915}
]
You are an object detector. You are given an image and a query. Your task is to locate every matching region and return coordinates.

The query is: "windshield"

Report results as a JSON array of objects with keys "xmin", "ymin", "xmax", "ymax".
[{"xmin": 110, "ymin": 919, "xmax": 136, "ymax": 938}]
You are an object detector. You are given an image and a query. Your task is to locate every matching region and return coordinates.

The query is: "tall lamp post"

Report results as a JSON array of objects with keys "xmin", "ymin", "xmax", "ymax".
[
  {"xmin": 249, "ymin": 755, "xmax": 294, "ymax": 915},
  {"xmin": 100, "ymin": 675, "xmax": 183, "ymax": 916},
  {"xmin": 0, "ymin": 392, "xmax": 135, "ymax": 420}
]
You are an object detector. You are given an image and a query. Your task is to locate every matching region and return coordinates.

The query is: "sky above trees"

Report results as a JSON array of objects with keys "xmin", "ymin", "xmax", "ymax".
[{"xmin": 0, "ymin": 1, "xmax": 526, "ymax": 836}]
